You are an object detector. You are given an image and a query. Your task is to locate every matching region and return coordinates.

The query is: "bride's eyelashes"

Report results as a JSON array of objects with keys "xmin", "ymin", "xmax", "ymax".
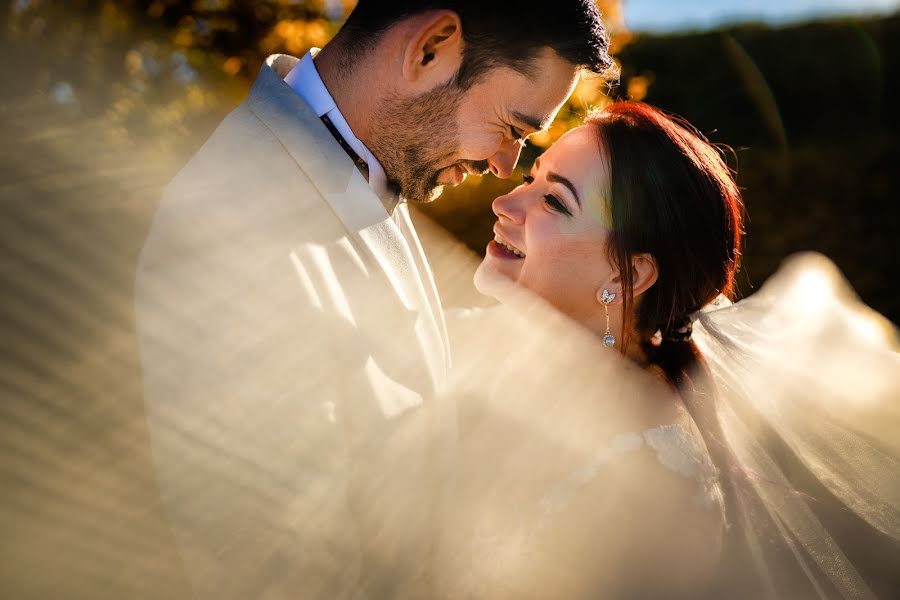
[
  {"xmin": 522, "ymin": 174, "xmax": 571, "ymax": 216},
  {"xmin": 544, "ymin": 194, "xmax": 572, "ymax": 216}
]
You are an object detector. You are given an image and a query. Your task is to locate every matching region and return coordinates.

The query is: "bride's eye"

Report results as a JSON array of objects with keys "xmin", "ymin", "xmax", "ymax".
[
  {"xmin": 544, "ymin": 194, "xmax": 572, "ymax": 216},
  {"xmin": 522, "ymin": 174, "xmax": 534, "ymax": 184}
]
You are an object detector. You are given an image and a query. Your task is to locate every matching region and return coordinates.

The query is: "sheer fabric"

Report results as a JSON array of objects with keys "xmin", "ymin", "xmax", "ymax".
[
  {"xmin": 440, "ymin": 252, "xmax": 899, "ymax": 599},
  {"xmin": 693, "ymin": 253, "xmax": 900, "ymax": 599}
]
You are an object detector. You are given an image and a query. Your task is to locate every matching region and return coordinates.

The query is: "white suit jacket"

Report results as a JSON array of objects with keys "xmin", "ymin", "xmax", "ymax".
[{"xmin": 135, "ymin": 54, "xmax": 453, "ymax": 599}]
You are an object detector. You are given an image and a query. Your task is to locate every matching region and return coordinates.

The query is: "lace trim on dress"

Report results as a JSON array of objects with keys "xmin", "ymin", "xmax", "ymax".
[
  {"xmin": 643, "ymin": 423, "xmax": 722, "ymax": 509},
  {"xmin": 540, "ymin": 424, "xmax": 721, "ymax": 523}
]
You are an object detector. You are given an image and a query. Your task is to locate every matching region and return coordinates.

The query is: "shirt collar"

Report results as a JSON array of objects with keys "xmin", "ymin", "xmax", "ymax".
[{"xmin": 284, "ymin": 49, "xmax": 397, "ymax": 212}]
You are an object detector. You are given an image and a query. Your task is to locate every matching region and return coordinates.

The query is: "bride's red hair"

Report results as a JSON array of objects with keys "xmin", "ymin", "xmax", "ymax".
[{"xmin": 587, "ymin": 101, "xmax": 744, "ymax": 346}]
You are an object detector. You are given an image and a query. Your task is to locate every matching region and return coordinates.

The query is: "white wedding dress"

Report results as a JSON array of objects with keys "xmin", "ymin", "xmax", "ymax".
[
  {"xmin": 436, "ymin": 421, "xmax": 724, "ymax": 599},
  {"xmin": 440, "ymin": 284, "xmax": 727, "ymax": 599},
  {"xmin": 438, "ymin": 253, "xmax": 899, "ymax": 599}
]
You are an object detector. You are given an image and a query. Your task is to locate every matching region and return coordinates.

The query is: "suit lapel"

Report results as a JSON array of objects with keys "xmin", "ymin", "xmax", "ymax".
[
  {"xmin": 394, "ymin": 205, "xmax": 452, "ymax": 374},
  {"xmin": 245, "ymin": 55, "xmax": 448, "ymax": 387}
]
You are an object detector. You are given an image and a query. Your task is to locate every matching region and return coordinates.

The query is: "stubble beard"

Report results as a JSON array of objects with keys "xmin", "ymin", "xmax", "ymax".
[{"xmin": 370, "ymin": 81, "xmax": 464, "ymax": 203}]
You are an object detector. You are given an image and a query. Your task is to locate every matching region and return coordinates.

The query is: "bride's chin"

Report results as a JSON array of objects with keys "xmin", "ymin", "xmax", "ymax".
[{"xmin": 473, "ymin": 261, "xmax": 513, "ymax": 300}]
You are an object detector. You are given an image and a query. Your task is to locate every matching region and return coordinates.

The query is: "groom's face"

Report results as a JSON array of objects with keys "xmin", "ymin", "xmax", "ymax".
[{"xmin": 372, "ymin": 48, "xmax": 579, "ymax": 203}]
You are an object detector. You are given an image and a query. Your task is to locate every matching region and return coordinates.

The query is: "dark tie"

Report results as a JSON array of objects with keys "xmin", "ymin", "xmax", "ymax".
[
  {"xmin": 319, "ymin": 113, "xmax": 402, "ymax": 214},
  {"xmin": 320, "ymin": 113, "xmax": 369, "ymax": 179}
]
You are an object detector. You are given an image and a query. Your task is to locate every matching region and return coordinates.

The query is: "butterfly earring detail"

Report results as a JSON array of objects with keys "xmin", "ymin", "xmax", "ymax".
[{"xmin": 600, "ymin": 289, "xmax": 616, "ymax": 348}]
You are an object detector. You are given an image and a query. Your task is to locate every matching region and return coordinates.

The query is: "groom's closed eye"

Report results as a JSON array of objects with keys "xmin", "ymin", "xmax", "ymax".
[{"xmin": 512, "ymin": 111, "xmax": 550, "ymax": 135}]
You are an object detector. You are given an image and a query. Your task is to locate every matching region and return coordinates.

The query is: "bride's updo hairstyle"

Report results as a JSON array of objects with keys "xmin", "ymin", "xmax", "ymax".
[{"xmin": 587, "ymin": 102, "xmax": 743, "ymax": 383}]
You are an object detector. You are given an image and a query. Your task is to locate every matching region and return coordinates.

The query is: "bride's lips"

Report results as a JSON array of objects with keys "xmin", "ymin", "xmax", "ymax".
[
  {"xmin": 487, "ymin": 239, "xmax": 524, "ymax": 260},
  {"xmin": 488, "ymin": 228, "xmax": 525, "ymax": 260}
]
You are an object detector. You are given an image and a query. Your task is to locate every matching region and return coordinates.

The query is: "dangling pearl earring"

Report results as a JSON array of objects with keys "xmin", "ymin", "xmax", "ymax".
[{"xmin": 600, "ymin": 289, "xmax": 616, "ymax": 348}]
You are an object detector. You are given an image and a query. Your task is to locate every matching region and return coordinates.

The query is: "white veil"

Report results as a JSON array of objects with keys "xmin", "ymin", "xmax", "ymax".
[{"xmin": 691, "ymin": 252, "xmax": 900, "ymax": 599}]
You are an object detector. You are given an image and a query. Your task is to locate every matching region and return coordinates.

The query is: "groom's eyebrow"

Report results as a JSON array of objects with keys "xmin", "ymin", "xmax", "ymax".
[{"xmin": 512, "ymin": 111, "xmax": 550, "ymax": 133}]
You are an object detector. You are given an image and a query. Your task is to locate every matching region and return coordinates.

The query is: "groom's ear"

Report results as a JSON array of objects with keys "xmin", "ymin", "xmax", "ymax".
[{"xmin": 401, "ymin": 10, "xmax": 463, "ymax": 88}]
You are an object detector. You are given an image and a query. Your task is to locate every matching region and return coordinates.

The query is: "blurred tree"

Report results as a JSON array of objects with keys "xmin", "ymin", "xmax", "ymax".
[{"xmin": 3, "ymin": 0, "xmax": 627, "ymax": 203}]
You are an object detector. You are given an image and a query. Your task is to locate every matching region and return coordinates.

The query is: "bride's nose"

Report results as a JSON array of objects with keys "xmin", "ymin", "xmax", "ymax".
[{"xmin": 492, "ymin": 190, "xmax": 525, "ymax": 224}]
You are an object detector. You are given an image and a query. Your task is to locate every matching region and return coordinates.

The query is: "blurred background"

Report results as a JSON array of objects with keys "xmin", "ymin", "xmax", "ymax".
[
  {"xmin": 2, "ymin": 0, "xmax": 897, "ymax": 312},
  {"xmin": 1, "ymin": 1, "xmax": 898, "ymax": 598}
]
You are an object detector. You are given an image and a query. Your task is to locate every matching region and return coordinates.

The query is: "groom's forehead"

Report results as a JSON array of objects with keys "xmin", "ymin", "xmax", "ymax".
[
  {"xmin": 482, "ymin": 80, "xmax": 557, "ymax": 132},
  {"xmin": 472, "ymin": 66, "xmax": 577, "ymax": 128}
]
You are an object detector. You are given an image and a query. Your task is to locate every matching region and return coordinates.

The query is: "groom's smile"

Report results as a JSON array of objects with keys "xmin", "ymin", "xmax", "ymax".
[
  {"xmin": 438, "ymin": 160, "xmax": 491, "ymax": 187},
  {"xmin": 439, "ymin": 164, "xmax": 468, "ymax": 186}
]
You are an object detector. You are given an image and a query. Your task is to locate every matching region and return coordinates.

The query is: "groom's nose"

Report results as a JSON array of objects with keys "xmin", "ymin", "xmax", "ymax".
[{"xmin": 487, "ymin": 138, "xmax": 523, "ymax": 179}]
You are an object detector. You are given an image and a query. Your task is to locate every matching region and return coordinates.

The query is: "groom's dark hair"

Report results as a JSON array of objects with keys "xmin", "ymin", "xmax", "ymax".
[{"xmin": 336, "ymin": 1, "xmax": 615, "ymax": 89}]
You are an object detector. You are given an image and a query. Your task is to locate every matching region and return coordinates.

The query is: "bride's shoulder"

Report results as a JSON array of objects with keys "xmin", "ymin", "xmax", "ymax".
[
  {"xmin": 599, "ymin": 369, "xmax": 723, "ymax": 510},
  {"xmin": 638, "ymin": 378, "xmax": 719, "ymax": 491},
  {"xmin": 541, "ymin": 392, "xmax": 725, "ymax": 595}
]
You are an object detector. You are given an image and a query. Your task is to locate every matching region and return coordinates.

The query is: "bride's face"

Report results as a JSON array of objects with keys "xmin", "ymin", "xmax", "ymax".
[{"xmin": 474, "ymin": 125, "xmax": 614, "ymax": 321}]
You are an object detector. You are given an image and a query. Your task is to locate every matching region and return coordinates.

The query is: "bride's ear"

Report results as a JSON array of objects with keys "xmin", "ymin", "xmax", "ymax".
[
  {"xmin": 630, "ymin": 253, "xmax": 659, "ymax": 299},
  {"xmin": 596, "ymin": 254, "xmax": 658, "ymax": 304}
]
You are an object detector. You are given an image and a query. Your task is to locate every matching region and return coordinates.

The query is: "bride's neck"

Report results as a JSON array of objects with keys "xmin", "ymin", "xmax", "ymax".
[
  {"xmin": 583, "ymin": 311, "xmax": 650, "ymax": 366},
  {"xmin": 622, "ymin": 335, "xmax": 652, "ymax": 367}
]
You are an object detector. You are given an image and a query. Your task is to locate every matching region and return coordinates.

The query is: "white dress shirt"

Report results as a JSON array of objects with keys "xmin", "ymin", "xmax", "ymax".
[{"xmin": 284, "ymin": 48, "xmax": 394, "ymax": 210}]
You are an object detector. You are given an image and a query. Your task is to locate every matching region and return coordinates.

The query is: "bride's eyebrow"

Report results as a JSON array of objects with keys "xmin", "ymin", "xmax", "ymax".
[{"xmin": 534, "ymin": 157, "xmax": 581, "ymax": 209}]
